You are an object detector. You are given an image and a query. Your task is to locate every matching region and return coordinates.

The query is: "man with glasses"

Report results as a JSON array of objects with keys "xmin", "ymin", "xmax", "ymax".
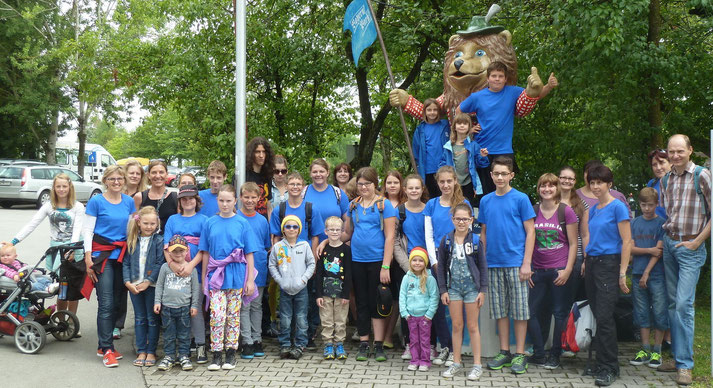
[{"xmin": 657, "ymin": 134, "xmax": 711, "ymax": 385}]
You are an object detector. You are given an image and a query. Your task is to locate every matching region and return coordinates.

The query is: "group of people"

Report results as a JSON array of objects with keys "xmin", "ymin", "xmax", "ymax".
[{"xmin": 1, "ymin": 59, "xmax": 709, "ymax": 388}]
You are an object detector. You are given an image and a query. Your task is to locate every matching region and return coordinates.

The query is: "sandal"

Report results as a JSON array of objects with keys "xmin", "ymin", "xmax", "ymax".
[
  {"xmin": 144, "ymin": 356, "xmax": 156, "ymax": 367},
  {"xmin": 133, "ymin": 353, "xmax": 147, "ymax": 367}
]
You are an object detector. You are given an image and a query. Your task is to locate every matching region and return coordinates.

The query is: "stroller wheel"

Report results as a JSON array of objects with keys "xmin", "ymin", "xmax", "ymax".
[
  {"xmin": 50, "ymin": 310, "xmax": 80, "ymax": 341},
  {"xmin": 14, "ymin": 321, "xmax": 46, "ymax": 354}
]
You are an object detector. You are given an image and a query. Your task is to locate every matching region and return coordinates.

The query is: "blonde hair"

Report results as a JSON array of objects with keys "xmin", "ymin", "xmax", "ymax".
[
  {"xmin": 124, "ymin": 160, "xmax": 147, "ymax": 194},
  {"xmin": 409, "ymin": 258, "xmax": 429, "ymax": 293},
  {"xmin": 536, "ymin": 173, "xmax": 561, "ymax": 203},
  {"xmin": 126, "ymin": 206, "xmax": 159, "ymax": 253},
  {"xmin": 0, "ymin": 243, "xmax": 16, "ymax": 256},
  {"xmin": 324, "ymin": 216, "xmax": 343, "ymax": 229},
  {"xmin": 435, "ymin": 166, "xmax": 465, "ymax": 208},
  {"xmin": 50, "ymin": 173, "xmax": 76, "ymax": 209},
  {"xmin": 101, "ymin": 165, "xmax": 126, "ymax": 189}
]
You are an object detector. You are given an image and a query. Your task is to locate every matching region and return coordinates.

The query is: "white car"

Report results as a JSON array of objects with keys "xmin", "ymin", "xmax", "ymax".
[{"xmin": 0, "ymin": 166, "xmax": 103, "ymax": 209}]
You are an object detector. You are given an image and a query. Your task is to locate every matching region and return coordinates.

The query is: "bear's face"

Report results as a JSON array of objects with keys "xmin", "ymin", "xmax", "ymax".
[{"xmin": 446, "ymin": 40, "xmax": 492, "ymax": 96}]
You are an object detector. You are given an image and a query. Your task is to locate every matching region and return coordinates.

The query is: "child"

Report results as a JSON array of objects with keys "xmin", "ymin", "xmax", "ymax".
[
  {"xmin": 316, "ymin": 216, "xmax": 352, "ymax": 360},
  {"xmin": 268, "ymin": 215, "xmax": 316, "ymax": 360},
  {"xmin": 399, "ymin": 247, "xmax": 438, "ymax": 372},
  {"xmin": 269, "ymin": 172, "xmax": 324, "ymax": 251},
  {"xmin": 413, "ymin": 98, "xmax": 450, "ymax": 197},
  {"xmin": 440, "ymin": 112, "xmax": 490, "ymax": 206},
  {"xmin": 154, "ymin": 235, "xmax": 201, "ymax": 371},
  {"xmin": 198, "ymin": 160, "xmax": 227, "ymax": 217},
  {"xmin": 0, "ymin": 244, "xmax": 58, "ymax": 293},
  {"xmin": 237, "ymin": 182, "xmax": 271, "ymax": 359},
  {"xmin": 437, "ymin": 203, "xmax": 488, "ymax": 380},
  {"xmin": 479, "ymin": 156, "xmax": 536, "ymax": 374},
  {"xmin": 199, "ymin": 184, "xmax": 259, "ymax": 371},
  {"xmin": 458, "ymin": 61, "xmax": 557, "ymax": 194},
  {"xmin": 629, "ymin": 187, "xmax": 667, "ymax": 369},
  {"xmin": 122, "ymin": 206, "xmax": 164, "ymax": 367}
]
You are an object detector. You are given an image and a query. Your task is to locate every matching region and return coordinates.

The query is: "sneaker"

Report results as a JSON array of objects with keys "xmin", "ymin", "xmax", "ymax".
[
  {"xmin": 196, "ymin": 345, "xmax": 208, "ymax": 364},
  {"xmin": 544, "ymin": 355, "xmax": 560, "ymax": 370},
  {"xmin": 383, "ymin": 341, "xmax": 394, "ymax": 349},
  {"xmin": 373, "ymin": 344, "xmax": 387, "ymax": 362},
  {"xmin": 112, "ymin": 328, "xmax": 121, "ymax": 339},
  {"xmin": 253, "ymin": 342, "xmax": 265, "ymax": 358},
  {"xmin": 467, "ymin": 365, "xmax": 483, "ymax": 381},
  {"xmin": 356, "ymin": 343, "xmax": 370, "ymax": 361},
  {"xmin": 629, "ymin": 349, "xmax": 651, "ymax": 366},
  {"xmin": 561, "ymin": 350, "xmax": 576, "ymax": 358},
  {"xmin": 583, "ymin": 364, "xmax": 600, "ymax": 377},
  {"xmin": 47, "ymin": 282, "xmax": 59, "ymax": 294},
  {"xmin": 97, "ymin": 348, "xmax": 104, "ymax": 357},
  {"xmin": 179, "ymin": 356, "xmax": 193, "ymax": 371},
  {"xmin": 222, "ymin": 349, "xmax": 237, "ymax": 369},
  {"xmin": 487, "ymin": 350, "xmax": 513, "ymax": 370},
  {"xmin": 290, "ymin": 346, "xmax": 304, "ymax": 360},
  {"xmin": 647, "ymin": 352, "xmax": 661, "ymax": 369},
  {"xmin": 407, "ymin": 363, "xmax": 418, "ymax": 371},
  {"xmin": 306, "ymin": 339, "xmax": 317, "ymax": 351},
  {"xmin": 442, "ymin": 363, "xmax": 463, "ymax": 378},
  {"xmin": 594, "ymin": 368, "xmax": 617, "ymax": 386},
  {"xmin": 401, "ymin": 344, "xmax": 412, "ymax": 360},
  {"xmin": 207, "ymin": 351, "xmax": 222, "ymax": 371},
  {"xmin": 241, "ymin": 343, "xmax": 254, "ymax": 359},
  {"xmin": 157, "ymin": 356, "xmax": 174, "ymax": 371},
  {"xmin": 335, "ymin": 343, "xmax": 347, "ymax": 360},
  {"xmin": 112, "ymin": 349, "xmax": 123, "ymax": 360},
  {"xmin": 418, "ymin": 365, "xmax": 429, "ymax": 371},
  {"xmin": 279, "ymin": 347, "xmax": 292, "ymax": 359},
  {"xmin": 429, "ymin": 345, "xmax": 437, "ymax": 360},
  {"xmin": 527, "ymin": 354, "xmax": 547, "ymax": 367},
  {"xmin": 444, "ymin": 352, "xmax": 455, "ymax": 367},
  {"xmin": 676, "ymin": 369, "xmax": 692, "ymax": 386},
  {"xmin": 433, "ymin": 347, "xmax": 449, "ymax": 365},
  {"xmin": 102, "ymin": 350, "xmax": 119, "ymax": 368},
  {"xmin": 510, "ymin": 353, "xmax": 528, "ymax": 374},
  {"xmin": 190, "ymin": 339, "xmax": 197, "ymax": 354},
  {"xmin": 323, "ymin": 343, "xmax": 335, "ymax": 360},
  {"xmin": 351, "ymin": 329, "xmax": 360, "ymax": 342}
]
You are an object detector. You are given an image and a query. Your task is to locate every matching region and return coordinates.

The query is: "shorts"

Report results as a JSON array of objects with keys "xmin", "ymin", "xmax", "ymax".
[
  {"xmin": 447, "ymin": 285, "xmax": 479, "ymax": 304},
  {"xmin": 631, "ymin": 273, "xmax": 669, "ymax": 330},
  {"xmin": 488, "ymin": 267, "xmax": 529, "ymax": 320}
]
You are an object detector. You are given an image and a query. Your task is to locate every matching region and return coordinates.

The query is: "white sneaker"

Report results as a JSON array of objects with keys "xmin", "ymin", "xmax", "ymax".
[
  {"xmin": 467, "ymin": 365, "xmax": 482, "ymax": 381},
  {"xmin": 442, "ymin": 363, "xmax": 462, "ymax": 378},
  {"xmin": 407, "ymin": 363, "xmax": 418, "ymax": 371},
  {"xmin": 418, "ymin": 365, "xmax": 429, "ymax": 372},
  {"xmin": 401, "ymin": 344, "xmax": 411, "ymax": 360},
  {"xmin": 444, "ymin": 352, "xmax": 454, "ymax": 367},
  {"xmin": 429, "ymin": 345, "xmax": 437, "ymax": 361},
  {"xmin": 432, "ymin": 347, "xmax": 449, "ymax": 365},
  {"xmin": 351, "ymin": 329, "xmax": 360, "ymax": 341}
]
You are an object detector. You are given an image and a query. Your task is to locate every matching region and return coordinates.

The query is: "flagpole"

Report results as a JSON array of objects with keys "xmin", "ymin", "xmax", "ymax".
[
  {"xmin": 364, "ymin": 0, "xmax": 418, "ymax": 174},
  {"xmin": 235, "ymin": 0, "xmax": 246, "ymax": 191}
]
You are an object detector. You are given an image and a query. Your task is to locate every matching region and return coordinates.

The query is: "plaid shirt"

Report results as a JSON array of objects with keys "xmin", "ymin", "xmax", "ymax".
[{"xmin": 660, "ymin": 161, "xmax": 712, "ymax": 236}]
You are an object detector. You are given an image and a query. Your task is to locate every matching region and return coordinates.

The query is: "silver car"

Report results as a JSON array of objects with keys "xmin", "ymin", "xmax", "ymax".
[{"xmin": 0, "ymin": 166, "xmax": 103, "ymax": 209}]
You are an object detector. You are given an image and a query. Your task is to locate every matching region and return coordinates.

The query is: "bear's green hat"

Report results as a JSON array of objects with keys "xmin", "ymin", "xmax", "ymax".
[{"xmin": 457, "ymin": 4, "xmax": 504, "ymax": 37}]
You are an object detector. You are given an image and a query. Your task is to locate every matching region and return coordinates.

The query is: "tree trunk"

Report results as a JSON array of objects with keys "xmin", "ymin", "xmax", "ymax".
[
  {"xmin": 647, "ymin": 0, "xmax": 662, "ymax": 148},
  {"xmin": 77, "ymin": 98, "xmax": 87, "ymax": 178},
  {"xmin": 46, "ymin": 111, "xmax": 59, "ymax": 165},
  {"xmin": 381, "ymin": 135, "xmax": 391, "ymax": 172}
]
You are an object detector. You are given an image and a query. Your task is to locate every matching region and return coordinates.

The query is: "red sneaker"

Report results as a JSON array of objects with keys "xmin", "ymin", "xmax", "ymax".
[
  {"xmin": 103, "ymin": 350, "xmax": 118, "ymax": 368},
  {"xmin": 113, "ymin": 349, "xmax": 123, "ymax": 360},
  {"xmin": 97, "ymin": 348, "xmax": 103, "ymax": 357}
]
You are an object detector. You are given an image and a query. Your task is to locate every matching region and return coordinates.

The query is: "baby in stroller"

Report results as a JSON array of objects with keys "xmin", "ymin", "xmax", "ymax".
[{"xmin": 0, "ymin": 244, "xmax": 59, "ymax": 294}]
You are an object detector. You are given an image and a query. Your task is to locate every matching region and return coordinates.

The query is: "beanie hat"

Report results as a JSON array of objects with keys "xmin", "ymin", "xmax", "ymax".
[
  {"xmin": 281, "ymin": 215, "xmax": 303, "ymax": 234},
  {"xmin": 409, "ymin": 247, "xmax": 429, "ymax": 268}
]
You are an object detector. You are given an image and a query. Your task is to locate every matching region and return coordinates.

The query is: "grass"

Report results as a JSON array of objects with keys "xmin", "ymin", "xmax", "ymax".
[{"xmin": 692, "ymin": 303, "xmax": 712, "ymax": 387}]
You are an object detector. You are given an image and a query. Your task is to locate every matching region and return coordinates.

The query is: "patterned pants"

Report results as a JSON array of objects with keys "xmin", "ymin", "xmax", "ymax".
[{"xmin": 209, "ymin": 289, "xmax": 242, "ymax": 352}]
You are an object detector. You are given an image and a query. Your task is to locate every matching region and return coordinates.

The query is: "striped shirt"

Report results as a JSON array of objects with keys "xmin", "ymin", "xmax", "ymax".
[{"xmin": 660, "ymin": 161, "xmax": 711, "ymax": 236}]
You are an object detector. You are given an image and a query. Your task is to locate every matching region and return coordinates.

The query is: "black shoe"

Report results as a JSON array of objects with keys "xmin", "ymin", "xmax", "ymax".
[
  {"xmin": 253, "ymin": 342, "xmax": 265, "ymax": 358},
  {"xmin": 207, "ymin": 351, "xmax": 222, "ymax": 371},
  {"xmin": 356, "ymin": 342, "xmax": 370, "ymax": 361},
  {"xmin": 241, "ymin": 343, "xmax": 254, "ymax": 359},
  {"xmin": 527, "ymin": 354, "xmax": 546, "ymax": 367},
  {"xmin": 543, "ymin": 355, "xmax": 560, "ymax": 370},
  {"xmin": 583, "ymin": 364, "xmax": 600, "ymax": 377},
  {"xmin": 290, "ymin": 346, "xmax": 304, "ymax": 360},
  {"xmin": 306, "ymin": 339, "xmax": 317, "ymax": 351},
  {"xmin": 196, "ymin": 345, "xmax": 208, "ymax": 364},
  {"xmin": 279, "ymin": 347, "xmax": 292, "ymax": 359},
  {"xmin": 373, "ymin": 344, "xmax": 387, "ymax": 362},
  {"xmin": 222, "ymin": 349, "xmax": 237, "ymax": 370},
  {"xmin": 594, "ymin": 369, "xmax": 617, "ymax": 386}
]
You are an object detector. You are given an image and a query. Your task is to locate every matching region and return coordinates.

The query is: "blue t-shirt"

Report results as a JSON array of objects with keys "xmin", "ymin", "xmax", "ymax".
[
  {"xmin": 586, "ymin": 200, "xmax": 630, "ymax": 256},
  {"xmin": 423, "ymin": 121, "xmax": 448, "ymax": 174},
  {"xmin": 198, "ymin": 214, "xmax": 259, "ymax": 290},
  {"xmin": 348, "ymin": 199, "xmax": 397, "ymax": 262},
  {"xmin": 86, "ymin": 194, "xmax": 136, "ymax": 259},
  {"xmin": 303, "ymin": 185, "xmax": 348, "ymax": 240},
  {"xmin": 198, "ymin": 189, "xmax": 219, "ymax": 218},
  {"xmin": 459, "ymin": 85, "xmax": 524, "ymax": 154},
  {"xmin": 269, "ymin": 201, "xmax": 325, "ymax": 243},
  {"xmin": 646, "ymin": 179, "xmax": 668, "ymax": 220},
  {"xmin": 424, "ymin": 197, "xmax": 471, "ymax": 255},
  {"xmin": 402, "ymin": 207, "xmax": 426, "ymax": 253},
  {"xmin": 163, "ymin": 213, "xmax": 209, "ymax": 277},
  {"xmin": 237, "ymin": 210, "xmax": 271, "ymax": 287},
  {"xmin": 479, "ymin": 188, "xmax": 535, "ymax": 267},
  {"xmin": 630, "ymin": 215, "xmax": 665, "ymax": 276}
]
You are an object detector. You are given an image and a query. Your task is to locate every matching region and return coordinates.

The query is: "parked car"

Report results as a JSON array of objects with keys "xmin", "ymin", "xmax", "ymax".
[
  {"xmin": 166, "ymin": 165, "xmax": 181, "ymax": 187},
  {"xmin": 180, "ymin": 166, "xmax": 206, "ymax": 186},
  {"xmin": 0, "ymin": 166, "xmax": 103, "ymax": 209},
  {"xmin": 0, "ymin": 159, "xmax": 47, "ymax": 167}
]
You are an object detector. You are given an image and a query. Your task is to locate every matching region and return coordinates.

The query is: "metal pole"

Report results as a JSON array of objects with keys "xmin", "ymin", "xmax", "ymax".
[
  {"xmin": 364, "ymin": 0, "xmax": 418, "ymax": 174},
  {"xmin": 235, "ymin": 0, "xmax": 246, "ymax": 191}
]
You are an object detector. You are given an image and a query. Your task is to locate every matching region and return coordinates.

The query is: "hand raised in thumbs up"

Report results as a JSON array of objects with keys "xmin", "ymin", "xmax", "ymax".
[{"xmin": 525, "ymin": 67, "xmax": 543, "ymax": 97}]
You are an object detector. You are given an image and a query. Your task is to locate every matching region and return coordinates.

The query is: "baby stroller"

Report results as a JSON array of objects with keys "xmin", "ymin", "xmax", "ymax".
[{"xmin": 0, "ymin": 242, "xmax": 83, "ymax": 354}]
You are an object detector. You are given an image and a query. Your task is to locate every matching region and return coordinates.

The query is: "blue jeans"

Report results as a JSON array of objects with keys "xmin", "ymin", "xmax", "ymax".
[
  {"xmin": 129, "ymin": 286, "xmax": 159, "ymax": 354},
  {"xmin": 527, "ymin": 268, "xmax": 570, "ymax": 358},
  {"xmin": 663, "ymin": 235, "xmax": 707, "ymax": 369},
  {"xmin": 631, "ymin": 272, "xmax": 668, "ymax": 330},
  {"xmin": 161, "ymin": 306, "xmax": 191, "ymax": 358},
  {"xmin": 95, "ymin": 259, "xmax": 123, "ymax": 352},
  {"xmin": 278, "ymin": 288, "xmax": 308, "ymax": 348}
]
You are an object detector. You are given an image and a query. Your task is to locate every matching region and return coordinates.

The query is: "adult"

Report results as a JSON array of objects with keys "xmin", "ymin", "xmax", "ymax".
[
  {"xmin": 271, "ymin": 155, "xmax": 289, "ymax": 209},
  {"xmin": 558, "ymin": 166, "xmax": 589, "ymax": 301},
  {"xmin": 381, "ymin": 170, "xmax": 407, "ymax": 350},
  {"xmin": 576, "ymin": 160, "xmax": 631, "ymax": 214},
  {"xmin": 658, "ymin": 134, "xmax": 711, "ymax": 385},
  {"xmin": 245, "ymin": 136, "xmax": 275, "ymax": 218},
  {"xmin": 82, "ymin": 165, "xmax": 136, "ymax": 367},
  {"xmin": 124, "ymin": 160, "xmax": 147, "ymax": 198},
  {"xmin": 133, "ymin": 159, "xmax": 178, "ymax": 233},
  {"xmin": 646, "ymin": 149, "xmax": 671, "ymax": 220},
  {"xmin": 583, "ymin": 164, "xmax": 631, "ymax": 386},
  {"xmin": 333, "ymin": 162, "xmax": 353, "ymax": 198}
]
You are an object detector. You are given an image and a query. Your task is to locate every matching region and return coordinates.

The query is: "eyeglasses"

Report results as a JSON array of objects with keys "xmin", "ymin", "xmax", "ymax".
[
  {"xmin": 288, "ymin": 183, "xmax": 302, "ymax": 188},
  {"xmin": 558, "ymin": 176, "xmax": 576, "ymax": 182},
  {"xmin": 106, "ymin": 177, "xmax": 125, "ymax": 183},
  {"xmin": 491, "ymin": 172, "xmax": 511, "ymax": 177},
  {"xmin": 357, "ymin": 181, "xmax": 374, "ymax": 187},
  {"xmin": 326, "ymin": 228, "xmax": 341, "ymax": 233},
  {"xmin": 453, "ymin": 217, "xmax": 471, "ymax": 224},
  {"xmin": 275, "ymin": 169, "xmax": 288, "ymax": 175},
  {"xmin": 283, "ymin": 224, "xmax": 299, "ymax": 230}
]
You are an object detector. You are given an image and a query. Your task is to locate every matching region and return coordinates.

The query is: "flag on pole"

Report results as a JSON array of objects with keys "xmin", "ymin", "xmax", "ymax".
[{"xmin": 343, "ymin": 0, "xmax": 377, "ymax": 66}]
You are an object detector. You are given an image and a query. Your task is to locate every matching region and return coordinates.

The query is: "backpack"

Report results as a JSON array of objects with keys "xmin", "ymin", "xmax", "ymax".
[
  {"xmin": 396, "ymin": 204, "xmax": 407, "ymax": 234},
  {"xmin": 392, "ymin": 204, "xmax": 409, "ymax": 271},
  {"xmin": 349, "ymin": 196, "xmax": 385, "ymax": 230},
  {"xmin": 561, "ymin": 300, "xmax": 596, "ymax": 353},
  {"xmin": 301, "ymin": 185, "xmax": 342, "ymax": 206},
  {"xmin": 533, "ymin": 202, "xmax": 568, "ymax": 240},
  {"xmin": 661, "ymin": 165, "xmax": 710, "ymax": 219},
  {"xmin": 278, "ymin": 201, "xmax": 313, "ymax": 237}
]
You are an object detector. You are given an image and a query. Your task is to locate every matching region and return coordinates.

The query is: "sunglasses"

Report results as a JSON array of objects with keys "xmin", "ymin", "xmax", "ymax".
[
  {"xmin": 648, "ymin": 148, "xmax": 668, "ymax": 160},
  {"xmin": 275, "ymin": 169, "xmax": 288, "ymax": 175},
  {"xmin": 283, "ymin": 224, "xmax": 299, "ymax": 230}
]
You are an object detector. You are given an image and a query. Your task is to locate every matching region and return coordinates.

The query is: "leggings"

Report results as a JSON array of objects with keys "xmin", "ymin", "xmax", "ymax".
[{"xmin": 209, "ymin": 289, "xmax": 242, "ymax": 352}]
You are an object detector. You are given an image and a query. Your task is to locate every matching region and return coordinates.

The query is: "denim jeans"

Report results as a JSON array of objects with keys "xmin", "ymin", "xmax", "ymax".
[
  {"xmin": 663, "ymin": 235, "xmax": 707, "ymax": 369},
  {"xmin": 129, "ymin": 286, "xmax": 159, "ymax": 354},
  {"xmin": 161, "ymin": 306, "xmax": 191, "ymax": 358},
  {"xmin": 585, "ymin": 255, "xmax": 620, "ymax": 375},
  {"xmin": 631, "ymin": 272, "xmax": 668, "ymax": 330},
  {"xmin": 527, "ymin": 268, "xmax": 570, "ymax": 358},
  {"xmin": 278, "ymin": 288, "xmax": 308, "ymax": 348},
  {"xmin": 95, "ymin": 259, "xmax": 123, "ymax": 352}
]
